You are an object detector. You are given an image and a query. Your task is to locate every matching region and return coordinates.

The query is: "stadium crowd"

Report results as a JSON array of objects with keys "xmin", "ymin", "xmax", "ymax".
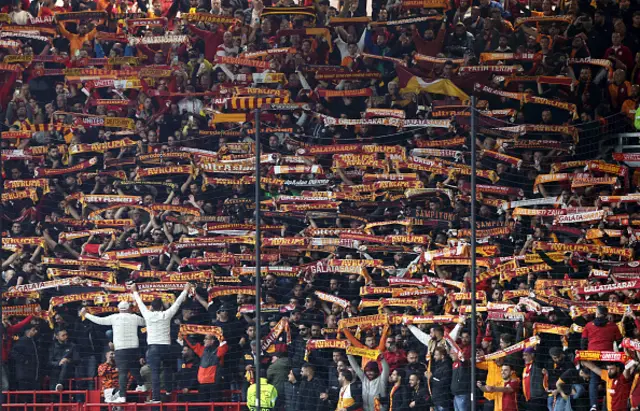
[{"xmin": 2, "ymin": 0, "xmax": 640, "ymax": 410}]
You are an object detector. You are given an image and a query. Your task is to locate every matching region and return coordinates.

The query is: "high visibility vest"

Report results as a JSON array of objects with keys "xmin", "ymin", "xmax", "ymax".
[{"xmin": 247, "ymin": 378, "xmax": 278, "ymax": 411}]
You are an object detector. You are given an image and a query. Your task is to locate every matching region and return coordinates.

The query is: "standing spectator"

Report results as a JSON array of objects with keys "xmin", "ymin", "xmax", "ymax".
[
  {"xmin": 580, "ymin": 306, "xmax": 623, "ymax": 410},
  {"xmin": 184, "ymin": 335, "xmax": 229, "ymax": 403},
  {"xmin": 267, "ymin": 351, "xmax": 290, "ymax": 401},
  {"xmin": 580, "ymin": 360, "xmax": 635, "ymax": 411},
  {"xmin": 477, "ymin": 364, "xmax": 520, "ymax": 411},
  {"xmin": 348, "ymin": 356, "xmax": 390, "ymax": 411},
  {"xmin": 408, "ymin": 373, "xmax": 427, "ymax": 410},
  {"xmin": 1, "ymin": 315, "xmax": 33, "ymax": 392},
  {"xmin": 427, "ymin": 346, "xmax": 452, "ymax": 411},
  {"xmin": 131, "ymin": 283, "xmax": 191, "ymax": 404},
  {"xmin": 521, "ymin": 347, "xmax": 546, "ymax": 410},
  {"xmin": 247, "ymin": 369, "xmax": 278, "ymax": 411},
  {"xmin": 386, "ymin": 368, "xmax": 410, "ymax": 411},
  {"xmin": 10, "ymin": 324, "xmax": 40, "ymax": 390},
  {"xmin": 80, "ymin": 301, "xmax": 147, "ymax": 403},
  {"xmin": 335, "ymin": 369, "xmax": 363, "ymax": 411},
  {"xmin": 298, "ymin": 363, "xmax": 325, "ymax": 411},
  {"xmin": 450, "ymin": 346, "xmax": 471, "ymax": 411},
  {"xmin": 285, "ymin": 368, "xmax": 302, "ymax": 411}
]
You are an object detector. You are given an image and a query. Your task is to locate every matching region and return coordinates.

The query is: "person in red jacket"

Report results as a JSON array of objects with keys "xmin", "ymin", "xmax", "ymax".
[
  {"xmin": 184, "ymin": 334, "xmax": 229, "ymax": 403},
  {"xmin": 581, "ymin": 306, "xmax": 623, "ymax": 411},
  {"xmin": 382, "ymin": 338, "xmax": 407, "ymax": 373},
  {"xmin": 1, "ymin": 315, "xmax": 34, "ymax": 392}
]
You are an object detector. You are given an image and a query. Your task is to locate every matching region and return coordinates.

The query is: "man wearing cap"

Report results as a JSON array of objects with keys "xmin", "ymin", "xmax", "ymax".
[
  {"xmin": 130, "ymin": 283, "xmax": 191, "ymax": 404},
  {"xmin": 80, "ymin": 300, "xmax": 146, "ymax": 403}
]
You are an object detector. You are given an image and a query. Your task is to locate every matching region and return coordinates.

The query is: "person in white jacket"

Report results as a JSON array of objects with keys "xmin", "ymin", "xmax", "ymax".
[
  {"xmin": 130, "ymin": 283, "xmax": 191, "ymax": 403},
  {"xmin": 347, "ymin": 354, "xmax": 390, "ymax": 411},
  {"xmin": 406, "ymin": 317, "xmax": 465, "ymax": 362},
  {"xmin": 80, "ymin": 301, "xmax": 146, "ymax": 403}
]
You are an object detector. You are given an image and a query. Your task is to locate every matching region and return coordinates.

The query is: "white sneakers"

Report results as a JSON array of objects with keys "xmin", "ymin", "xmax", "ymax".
[
  {"xmin": 135, "ymin": 385, "xmax": 149, "ymax": 392},
  {"xmin": 55, "ymin": 384, "xmax": 64, "ymax": 392},
  {"xmin": 111, "ymin": 396, "xmax": 127, "ymax": 403}
]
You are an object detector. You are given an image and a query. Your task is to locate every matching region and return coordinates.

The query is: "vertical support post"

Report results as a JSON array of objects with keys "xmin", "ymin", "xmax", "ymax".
[
  {"xmin": 470, "ymin": 96, "xmax": 478, "ymax": 411},
  {"xmin": 254, "ymin": 109, "xmax": 262, "ymax": 411}
]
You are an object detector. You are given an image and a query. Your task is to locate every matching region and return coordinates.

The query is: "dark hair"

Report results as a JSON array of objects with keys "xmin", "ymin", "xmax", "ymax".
[
  {"xmin": 394, "ymin": 369, "xmax": 406, "ymax": 381},
  {"xmin": 549, "ymin": 347, "xmax": 563, "ymax": 357},
  {"xmin": 340, "ymin": 369, "xmax": 354, "ymax": 382},
  {"xmin": 151, "ymin": 298, "xmax": 163, "ymax": 311},
  {"xmin": 434, "ymin": 346, "xmax": 448, "ymax": 357},
  {"xmin": 500, "ymin": 333, "xmax": 514, "ymax": 344}
]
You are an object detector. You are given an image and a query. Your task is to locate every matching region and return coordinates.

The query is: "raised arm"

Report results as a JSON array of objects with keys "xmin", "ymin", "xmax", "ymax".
[
  {"xmin": 132, "ymin": 290, "xmax": 151, "ymax": 318},
  {"xmin": 408, "ymin": 324, "xmax": 432, "ymax": 346},
  {"xmin": 348, "ymin": 354, "xmax": 365, "ymax": 380},
  {"xmin": 580, "ymin": 361, "xmax": 603, "ymax": 376},
  {"xmin": 84, "ymin": 312, "xmax": 114, "ymax": 326},
  {"xmin": 380, "ymin": 356, "xmax": 390, "ymax": 382},
  {"xmin": 162, "ymin": 285, "xmax": 190, "ymax": 318}
]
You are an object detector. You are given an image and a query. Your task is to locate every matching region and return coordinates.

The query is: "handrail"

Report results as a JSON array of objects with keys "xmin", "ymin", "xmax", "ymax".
[
  {"xmin": 0, "ymin": 403, "xmax": 244, "ymax": 411},
  {"xmin": 2, "ymin": 390, "xmax": 90, "ymax": 405}
]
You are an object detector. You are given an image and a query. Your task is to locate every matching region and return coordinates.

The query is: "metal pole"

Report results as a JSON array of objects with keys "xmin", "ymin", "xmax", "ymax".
[
  {"xmin": 470, "ymin": 96, "xmax": 478, "ymax": 411},
  {"xmin": 254, "ymin": 109, "xmax": 262, "ymax": 411}
]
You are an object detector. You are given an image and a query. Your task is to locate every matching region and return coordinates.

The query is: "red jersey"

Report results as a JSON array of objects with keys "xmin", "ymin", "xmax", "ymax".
[
  {"xmin": 494, "ymin": 378, "xmax": 520, "ymax": 411},
  {"xmin": 522, "ymin": 364, "xmax": 532, "ymax": 401},
  {"xmin": 601, "ymin": 370, "xmax": 632, "ymax": 411},
  {"xmin": 581, "ymin": 321, "xmax": 622, "ymax": 351}
]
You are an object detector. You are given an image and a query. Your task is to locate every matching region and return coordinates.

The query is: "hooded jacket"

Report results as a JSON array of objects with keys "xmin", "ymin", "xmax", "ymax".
[{"xmin": 348, "ymin": 355, "xmax": 390, "ymax": 411}]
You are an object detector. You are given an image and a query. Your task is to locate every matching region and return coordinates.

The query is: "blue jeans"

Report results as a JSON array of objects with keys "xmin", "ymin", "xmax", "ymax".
[
  {"xmin": 589, "ymin": 370, "xmax": 600, "ymax": 408},
  {"xmin": 75, "ymin": 355, "xmax": 98, "ymax": 390},
  {"xmin": 554, "ymin": 384, "xmax": 586, "ymax": 411},
  {"xmin": 146, "ymin": 344, "xmax": 170, "ymax": 401},
  {"xmin": 454, "ymin": 394, "xmax": 470, "ymax": 411}
]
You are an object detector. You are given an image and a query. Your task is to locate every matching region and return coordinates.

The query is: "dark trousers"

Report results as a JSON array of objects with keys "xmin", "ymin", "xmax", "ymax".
[
  {"xmin": 198, "ymin": 384, "xmax": 222, "ymax": 411},
  {"xmin": 114, "ymin": 348, "xmax": 142, "ymax": 399},
  {"xmin": 146, "ymin": 344, "xmax": 171, "ymax": 401},
  {"xmin": 49, "ymin": 363, "xmax": 73, "ymax": 389}
]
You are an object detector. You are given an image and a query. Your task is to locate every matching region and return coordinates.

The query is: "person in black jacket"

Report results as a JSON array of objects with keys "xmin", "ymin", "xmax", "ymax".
[
  {"xmin": 176, "ymin": 346, "xmax": 200, "ymax": 403},
  {"xmin": 285, "ymin": 368, "xmax": 302, "ymax": 411},
  {"xmin": 48, "ymin": 328, "xmax": 78, "ymax": 391},
  {"xmin": 520, "ymin": 347, "xmax": 547, "ymax": 410},
  {"xmin": 427, "ymin": 347, "xmax": 452, "ymax": 411},
  {"xmin": 407, "ymin": 373, "xmax": 427, "ymax": 410},
  {"xmin": 10, "ymin": 324, "xmax": 40, "ymax": 390},
  {"xmin": 450, "ymin": 348, "xmax": 471, "ymax": 411},
  {"xmin": 299, "ymin": 363, "xmax": 325, "ymax": 411},
  {"xmin": 385, "ymin": 369, "xmax": 410, "ymax": 411},
  {"xmin": 289, "ymin": 324, "xmax": 311, "ymax": 368},
  {"xmin": 72, "ymin": 312, "xmax": 103, "ymax": 390}
]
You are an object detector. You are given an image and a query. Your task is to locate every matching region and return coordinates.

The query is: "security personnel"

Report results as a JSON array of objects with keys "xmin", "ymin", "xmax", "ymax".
[{"xmin": 247, "ymin": 369, "xmax": 278, "ymax": 411}]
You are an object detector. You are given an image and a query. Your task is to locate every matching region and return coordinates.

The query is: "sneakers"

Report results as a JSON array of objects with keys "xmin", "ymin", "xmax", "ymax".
[
  {"xmin": 135, "ymin": 385, "xmax": 149, "ymax": 392},
  {"xmin": 111, "ymin": 396, "xmax": 127, "ymax": 404},
  {"xmin": 145, "ymin": 400, "xmax": 161, "ymax": 404},
  {"xmin": 55, "ymin": 384, "xmax": 64, "ymax": 392}
]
